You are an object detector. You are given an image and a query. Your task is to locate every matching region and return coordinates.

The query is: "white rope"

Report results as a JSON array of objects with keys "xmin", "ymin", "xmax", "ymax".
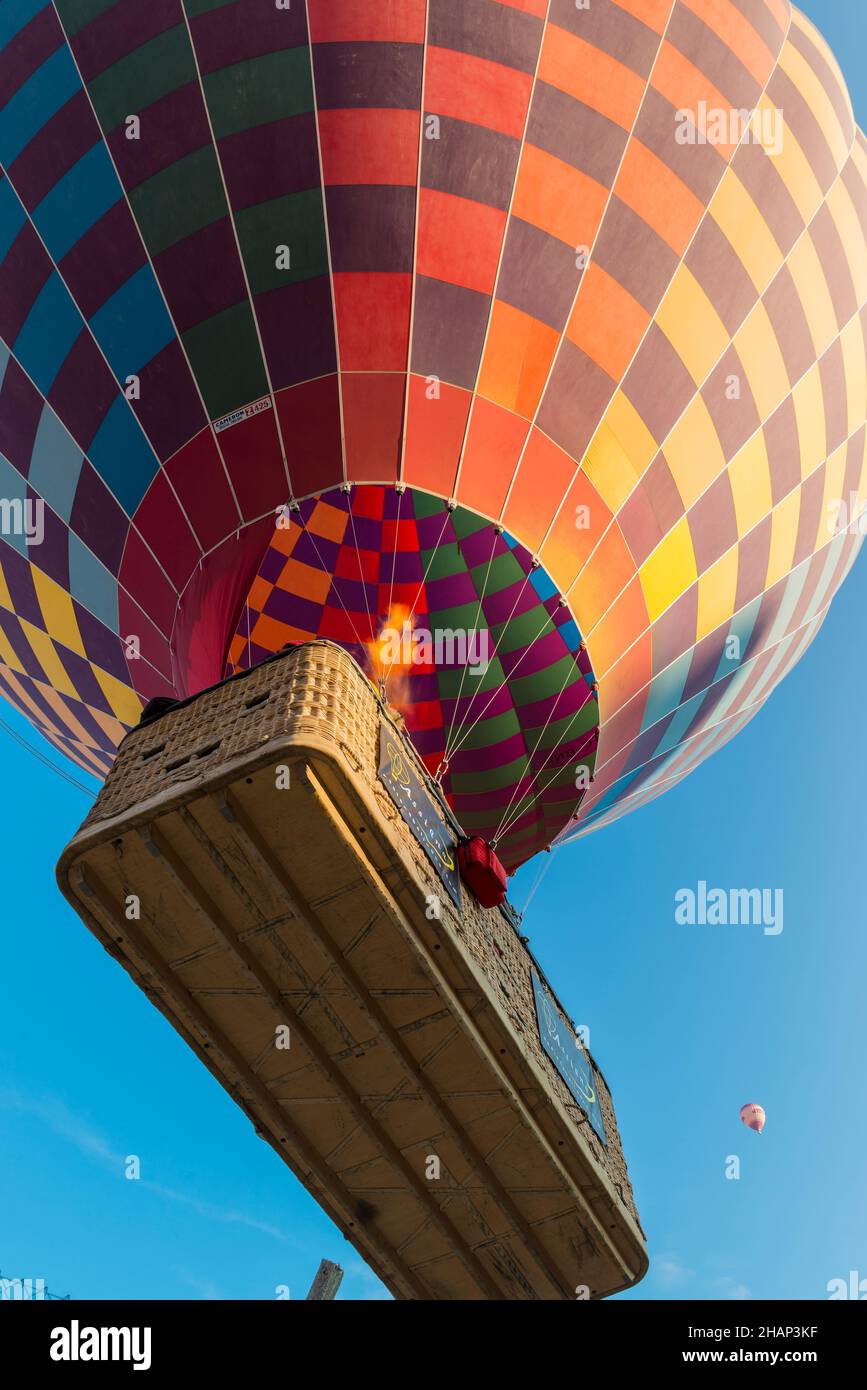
[
  {"xmin": 518, "ymin": 851, "xmax": 555, "ymax": 919},
  {"xmin": 381, "ymin": 504, "xmax": 452, "ymax": 694},
  {"xmin": 441, "ymin": 562, "xmax": 537, "ymax": 765},
  {"xmin": 296, "ymin": 508, "xmax": 369, "ymax": 654},
  {"xmin": 496, "ymin": 721, "xmax": 597, "ymax": 847},
  {"xmin": 490, "ymin": 632, "xmax": 583, "ymax": 837},
  {"xmin": 439, "ymin": 525, "xmax": 500, "ymax": 772},
  {"xmin": 443, "ymin": 593, "xmax": 550, "ymax": 767},
  {"xmin": 0, "ymin": 714, "xmax": 95, "ymax": 795},
  {"xmin": 512, "ymin": 767, "xmax": 594, "ymax": 922},
  {"xmin": 345, "ymin": 484, "xmax": 376, "ymax": 646},
  {"xmin": 492, "ymin": 657, "xmax": 596, "ymax": 843},
  {"xmin": 385, "ymin": 485, "xmax": 404, "ymax": 630}
]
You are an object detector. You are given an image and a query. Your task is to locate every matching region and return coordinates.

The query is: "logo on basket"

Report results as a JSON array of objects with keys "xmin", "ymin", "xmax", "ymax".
[
  {"xmin": 426, "ymin": 837, "xmax": 455, "ymax": 872},
  {"xmin": 385, "ymin": 739, "xmax": 412, "ymax": 788},
  {"xmin": 531, "ymin": 972, "xmax": 606, "ymax": 1145},
  {"xmin": 378, "ymin": 725, "xmax": 462, "ymax": 908},
  {"xmin": 543, "ymin": 1011, "xmax": 596, "ymax": 1105},
  {"xmin": 385, "ymin": 739, "xmax": 455, "ymax": 871}
]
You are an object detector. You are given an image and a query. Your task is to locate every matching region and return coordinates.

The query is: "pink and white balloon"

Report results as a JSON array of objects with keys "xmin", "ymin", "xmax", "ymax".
[{"xmin": 740, "ymin": 1104, "xmax": 766, "ymax": 1134}]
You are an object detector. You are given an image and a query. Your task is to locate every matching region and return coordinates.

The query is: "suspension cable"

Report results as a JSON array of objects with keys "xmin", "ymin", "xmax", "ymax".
[
  {"xmin": 381, "ymin": 503, "xmax": 452, "ymax": 694},
  {"xmin": 385, "ymin": 485, "xmax": 404, "ymax": 630},
  {"xmin": 439, "ymin": 524, "xmax": 500, "ymax": 772},
  {"xmin": 345, "ymin": 483, "xmax": 376, "ymax": 645},
  {"xmin": 295, "ymin": 505, "xmax": 370, "ymax": 655},
  {"xmin": 492, "ymin": 648, "xmax": 595, "ymax": 843},
  {"xmin": 496, "ymin": 722, "xmax": 597, "ymax": 847},
  {"xmin": 443, "ymin": 591, "xmax": 550, "ymax": 767},
  {"xmin": 0, "ymin": 714, "xmax": 96, "ymax": 795}
]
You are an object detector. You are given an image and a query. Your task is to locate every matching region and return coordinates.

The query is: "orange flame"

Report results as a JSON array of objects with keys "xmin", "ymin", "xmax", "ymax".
[{"xmin": 366, "ymin": 603, "xmax": 414, "ymax": 711}]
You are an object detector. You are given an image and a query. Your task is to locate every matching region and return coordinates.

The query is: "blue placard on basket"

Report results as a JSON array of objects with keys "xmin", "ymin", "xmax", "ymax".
[
  {"xmin": 378, "ymin": 724, "xmax": 462, "ymax": 909},
  {"xmin": 531, "ymin": 971, "xmax": 607, "ymax": 1145}
]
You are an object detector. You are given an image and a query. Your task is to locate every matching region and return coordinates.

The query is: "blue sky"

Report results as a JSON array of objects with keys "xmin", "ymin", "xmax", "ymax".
[{"xmin": 1, "ymin": 0, "xmax": 865, "ymax": 1301}]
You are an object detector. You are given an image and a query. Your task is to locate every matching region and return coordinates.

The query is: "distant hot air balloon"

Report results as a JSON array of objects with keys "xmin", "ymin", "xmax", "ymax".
[
  {"xmin": 0, "ymin": 1, "xmax": 865, "ymax": 870},
  {"xmin": 740, "ymin": 1103, "xmax": 766, "ymax": 1134}
]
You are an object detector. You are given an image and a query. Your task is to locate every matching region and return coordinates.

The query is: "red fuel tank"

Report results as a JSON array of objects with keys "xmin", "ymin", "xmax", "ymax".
[{"xmin": 458, "ymin": 837, "xmax": 508, "ymax": 909}]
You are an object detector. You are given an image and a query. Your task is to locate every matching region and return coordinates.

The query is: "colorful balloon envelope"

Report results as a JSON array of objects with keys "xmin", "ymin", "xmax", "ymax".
[
  {"xmin": 0, "ymin": 1, "xmax": 865, "ymax": 869},
  {"xmin": 740, "ymin": 1103, "xmax": 766, "ymax": 1133}
]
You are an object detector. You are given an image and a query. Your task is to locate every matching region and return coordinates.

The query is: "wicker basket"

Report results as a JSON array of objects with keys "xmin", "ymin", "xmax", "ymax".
[{"xmin": 57, "ymin": 641, "xmax": 647, "ymax": 1300}]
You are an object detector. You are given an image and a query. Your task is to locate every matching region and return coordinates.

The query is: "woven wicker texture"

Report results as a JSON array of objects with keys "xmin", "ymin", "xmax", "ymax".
[{"xmin": 61, "ymin": 641, "xmax": 645, "ymax": 1299}]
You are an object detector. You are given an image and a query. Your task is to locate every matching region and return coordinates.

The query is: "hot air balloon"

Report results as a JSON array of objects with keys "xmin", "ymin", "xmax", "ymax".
[
  {"xmin": 0, "ymin": 0, "xmax": 864, "ymax": 873},
  {"xmin": 740, "ymin": 1103, "xmax": 766, "ymax": 1133}
]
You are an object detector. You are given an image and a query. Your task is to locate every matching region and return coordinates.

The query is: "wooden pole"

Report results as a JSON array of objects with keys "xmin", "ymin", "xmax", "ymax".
[{"xmin": 306, "ymin": 1261, "xmax": 344, "ymax": 1301}]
